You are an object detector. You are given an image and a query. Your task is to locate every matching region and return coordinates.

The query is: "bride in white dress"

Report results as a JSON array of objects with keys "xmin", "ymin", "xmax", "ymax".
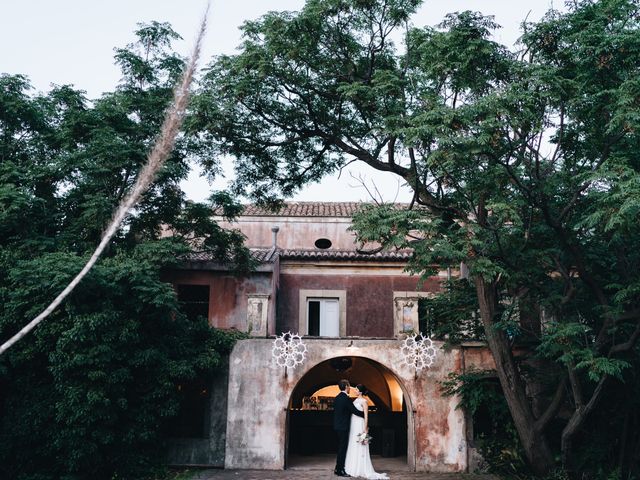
[{"xmin": 344, "ymin": 384, "xmax": 389, "ymax": 479}]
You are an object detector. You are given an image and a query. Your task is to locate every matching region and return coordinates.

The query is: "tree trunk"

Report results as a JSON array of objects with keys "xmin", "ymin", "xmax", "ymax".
[
  {"xmin": 560, "ymin": 412, "xmax": 580, "ymax": 471},
  {"xmin": 474, "ymin": 276, "xmax": 556, "ymax": 475}
]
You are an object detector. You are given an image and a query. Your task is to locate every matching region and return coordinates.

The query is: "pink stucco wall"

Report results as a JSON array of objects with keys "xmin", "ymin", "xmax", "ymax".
[
  {"xmin": 277, "ymin": 273, "xmax": 441, "ymax": 337},
  {"xmin": 217, "ymin": 217, "xmax": 356, "ymax": 250},
  {"xmin": 167, "ymin": 270, "xmax": 272, "ymax": 330},
  {"xmin": 225, "ymin": 339, "xmax": 470, "ymax": 472}
]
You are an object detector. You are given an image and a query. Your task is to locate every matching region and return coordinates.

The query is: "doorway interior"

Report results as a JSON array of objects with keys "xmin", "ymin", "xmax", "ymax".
[{"xmin": 286, "ymin": 356, "xmax": 410, "ymax": 469}]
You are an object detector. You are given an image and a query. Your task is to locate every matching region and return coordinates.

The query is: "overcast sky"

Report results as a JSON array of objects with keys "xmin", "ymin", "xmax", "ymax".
[{"xmin": 2, "ymin": 0, "xmax": 558, "ymax": 203}]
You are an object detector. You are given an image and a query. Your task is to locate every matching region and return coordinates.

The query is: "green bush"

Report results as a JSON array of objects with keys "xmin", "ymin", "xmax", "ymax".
[{"xmin": 0, "ymin": 244, "xmax": 242, "ymax": 480}]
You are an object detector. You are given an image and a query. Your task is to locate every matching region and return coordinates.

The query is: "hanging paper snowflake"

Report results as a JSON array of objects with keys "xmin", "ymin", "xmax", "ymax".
[
  {"xmin": 272, "ymin": 331, "xmax": 307, "ymax": 368},
  {"xmin": 400, "ymin": 333, "xmax": 438, "ymax": 371}
]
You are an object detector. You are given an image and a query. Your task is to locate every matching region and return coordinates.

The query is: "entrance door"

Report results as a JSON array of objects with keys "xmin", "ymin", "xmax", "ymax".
[
  {"xmin": 307, "ymin": 298, "xmax": 339, "ymax": 337},
  {"xmin": 287, "ymin": 357, "xmax": 410, "ymax": 471}
]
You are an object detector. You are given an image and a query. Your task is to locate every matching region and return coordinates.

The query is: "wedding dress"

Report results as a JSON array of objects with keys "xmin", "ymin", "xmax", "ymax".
[{"xmin": 344, "ymin": 397, "xmax": 389, "ymax": 479}]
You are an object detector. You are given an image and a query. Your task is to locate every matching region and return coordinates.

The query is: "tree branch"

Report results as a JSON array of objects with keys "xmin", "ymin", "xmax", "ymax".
[
  {"xmin": 567, "ymin": 361, "xmax": 584, "ymax": 409},
  {"xmin": 609, "ymin": 322, "xmax": 640, "ymax": 355},
  {"xmin": 534, "ymin": 374, "xmax": 567, "ymax": 432}
]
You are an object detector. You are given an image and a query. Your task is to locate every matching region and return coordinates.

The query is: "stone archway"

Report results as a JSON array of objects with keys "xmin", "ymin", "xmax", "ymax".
[
  {"xmin": 225, "ymin": 338, "xmax": 467, "ymax": 472},
  {"xmin": 285, "ymin": 356, "xmax": 412, "ymax": 470}
]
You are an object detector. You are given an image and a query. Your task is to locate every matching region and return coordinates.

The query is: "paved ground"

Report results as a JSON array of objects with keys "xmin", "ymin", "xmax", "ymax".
[
  {"xmin": 193, "ymin": 469, "xmax": 498, "ymax": 479},
  {"xmin": 192, "ymin": 455, "xmax": 498, "ymax": 480}
]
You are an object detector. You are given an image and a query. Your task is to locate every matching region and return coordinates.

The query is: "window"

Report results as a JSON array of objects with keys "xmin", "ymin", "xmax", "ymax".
[
  {"xmin": 393, "ymin": 291, "xmax": 434, "ymax": 338},
  {"xmin": 307, "ymin": 298, "xmax": 339, "ymax": 336},
  {"xmin": 299, "ymin": 289, "xmax": 346, "ymax": 337},
  {"xmin": 177, "ymin": 284, "xmax": 210, "ymax": 322},
  {"xmin": 168, "ymin": 378, "xmax": 210, "ymax": 438}
]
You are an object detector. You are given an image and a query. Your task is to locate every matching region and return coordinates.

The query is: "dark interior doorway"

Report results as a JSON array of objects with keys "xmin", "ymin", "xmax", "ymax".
[{"xmin": 287, "ymin": 357, "xmax": 408, "ymax": 461}]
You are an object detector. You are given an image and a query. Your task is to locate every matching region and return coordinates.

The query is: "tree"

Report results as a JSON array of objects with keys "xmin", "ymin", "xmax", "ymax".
[
  {"xmin": 0, "ymin": 22, "xmax": 248, "ymax": 479},
  {"xmin": 194, "ymin": 0, "xmax": 640, "ymax": 475}
]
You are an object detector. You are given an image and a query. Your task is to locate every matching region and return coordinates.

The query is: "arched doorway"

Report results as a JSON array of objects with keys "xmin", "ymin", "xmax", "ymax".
[{"xmin": 286, "ymin": 356, "xmax": 411, "ymax": 470}]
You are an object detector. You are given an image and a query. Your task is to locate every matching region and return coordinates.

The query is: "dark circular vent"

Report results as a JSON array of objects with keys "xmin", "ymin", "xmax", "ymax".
[{"xmin": 315, "ymin": 238, "xmax": 332, "ymax": 249}]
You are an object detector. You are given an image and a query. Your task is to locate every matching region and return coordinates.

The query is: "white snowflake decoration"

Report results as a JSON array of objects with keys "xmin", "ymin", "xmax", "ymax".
[
  {"xmin": 400, "ymin": 333, "xmax": 437, "ymax": 372},
  {"xmin": 272, "ymin": 331, "xmax": 307, "ymax": 369}
]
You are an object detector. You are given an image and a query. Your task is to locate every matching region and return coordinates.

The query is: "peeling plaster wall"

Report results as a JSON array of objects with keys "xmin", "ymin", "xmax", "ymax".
[
  {"xmin": 461, "ymin": 345, "xmax": 497, "ymax": 371},
  {"xmin": 217, "ymin": 217, "xmax": 356, "ymax": 250},
  {"xmin": 225, "ymin": 338, "xmax": 468, "ymax": 472},
  {"xmin": 166, "ymin": 270, "xmax": 272, "ymax": 330},
  {"xmin": 277, "ymin": 273, "xmax": 441, "ymax": 337}
]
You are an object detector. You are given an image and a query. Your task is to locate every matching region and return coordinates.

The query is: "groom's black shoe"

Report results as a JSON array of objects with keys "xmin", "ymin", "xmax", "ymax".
[{"xmin": 337, "ymin": 471, "xmax": 351, "ymax": 477}]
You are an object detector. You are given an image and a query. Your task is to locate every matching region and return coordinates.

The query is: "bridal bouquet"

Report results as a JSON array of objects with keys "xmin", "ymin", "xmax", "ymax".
[{"xmin": 356, "ymin": 432, "xmax": 372, "ymax": 445}]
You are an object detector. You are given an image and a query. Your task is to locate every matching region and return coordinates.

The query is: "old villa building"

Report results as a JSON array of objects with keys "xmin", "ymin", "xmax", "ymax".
[{"xmin": 166, "ymin": 202, "xmax": 495, "ymax": 473}]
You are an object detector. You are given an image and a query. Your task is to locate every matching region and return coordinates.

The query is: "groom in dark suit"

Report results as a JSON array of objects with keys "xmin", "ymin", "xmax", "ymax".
[{"xmin": 333, "ymin": 379, "xmax": 364, "ymax": 477}]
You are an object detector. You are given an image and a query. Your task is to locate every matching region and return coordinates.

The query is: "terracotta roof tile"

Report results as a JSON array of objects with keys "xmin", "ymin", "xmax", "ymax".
[
  {"xmin": 182, "ymin": 248, "xmax": 412, "ymax": 263},
  {"xmin": 181, "ymin": 248, "xmax": 276, "ymax": 263},
  {"xmin": 239, "ymin": 202, "xmax": 366, "ymax": 217},
  {"xmin": 215, "ymin": 201, "xmax": 424, "ymax": 218},
  {"xmin": 278, "ymin": 249, "xmax": 413, "ymax": 261}
]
